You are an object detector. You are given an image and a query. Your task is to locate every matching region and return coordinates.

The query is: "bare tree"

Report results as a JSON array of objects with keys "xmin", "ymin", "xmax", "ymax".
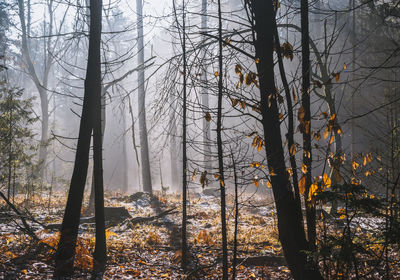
[
  {"xmin": 55, "ymin": 0, "xmax": 104, "ymax": 275},
  {"xmin": 17, "ymin": 0, "xmax": 67, "ymax": 179},
  {"xmin": 136, "ymin": 0, "xmax": 152, "ymax": 193}
]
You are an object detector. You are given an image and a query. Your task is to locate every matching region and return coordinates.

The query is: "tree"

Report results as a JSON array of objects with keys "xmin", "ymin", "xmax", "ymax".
[
  {"xmin": 247, "ymin": 0, "xmax": 322, "ymax": 278},
  {"xmin": 16, "ymin": 0, "xmax": 67, "ymax": 179},
  {"xmin": 0, "ymin": 86, "xmax": 37, "ymax": 202},
  {"xmin": 172, "ymin": 0, "xmax": 188, "ymax": 270},
  {"xmin": 136, "ymin": 0, "xmax": 152, "ymax": 194},
  {"xmin": 216, "ymin": 1, "xmax": 228, "ymax": 278},
  {"xmin": 200, "ymin": 0, "xmax": 212, "ymax": 173},
  {"xmin": 55, "ymin": 0, "xmax": 105, "ymax": 275},
  {"xmin": 300, "ymin": 0, "xmax": 316, "ymax": 249}
]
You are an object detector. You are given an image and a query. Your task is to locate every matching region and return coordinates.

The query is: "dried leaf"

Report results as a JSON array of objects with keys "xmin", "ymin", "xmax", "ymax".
[
  {"xmin": 299, "ymin": 175, "xmax": 306, "ymax": 195},
  {"xmin": 290, "ymin": 144, "xmax": 296, "ymax": 156},
  {"xmin": 205, "ymin": 112, "xmax": 211, "ymax": 122}
]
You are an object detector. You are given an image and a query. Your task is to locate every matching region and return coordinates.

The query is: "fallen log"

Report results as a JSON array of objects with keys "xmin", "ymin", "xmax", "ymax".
[
  {"xmin": 46, "ymin": 207, "xmax": 132, "ymax": 230},
  {"xmin": 124, "ymin": 207, "xmax": 177, "ymax": 228},
  {"xmin": 236, "ymin": 255, "xmax": 286, "ymax": 267}
]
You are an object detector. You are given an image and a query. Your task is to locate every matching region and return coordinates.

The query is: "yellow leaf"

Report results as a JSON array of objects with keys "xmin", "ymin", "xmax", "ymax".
[
  {"xmin": 314, "ymin": 131, "xmax": 321, "ymax": 141},
  {"xmin": 255, "ymin": 58, "xmax": 260, "ymax": 63},
  {"xmin": 301, "ymin": 163, "xmax": 307, "ymax": 174},
  {"xmin": 290, "ymin": 144, "xmax": 296, "ymax": 156},
  {"xmin": 323, "ymin": 127, "xmax": 329, "ymax": 139},
  {"xmin": 344, "ymin": 63, "xmax": 347, "ymax": 70},
  {"xmin": 323, "ymin": 173, "xmax": 331, "ymax": 188},
  {"xmin": 253, "ymin": 178, "xmax": 259, "ymax": 187},
  {"xmin": 266, "ymin": 181, "xmax": 272, "ymax": 188},
  {"xmin": 161, "ymin": 273, "xmax": 169, "ymax": 278},
  {"xmin": 299, "ymin": 175, "xmax": 306, "ymax": 195},
  {"xmin": 205, "ymin": 112, "xmax": 211, "ymax": 122},
  {"xmin": 365, "ymin": 170, "xmax": 371, "ymax": 177},
  {"xmin": 214, "ymin": 71, "xmax": 219, "ymax": 77},
  {"xmin": 220, "ymin": 179, "xmax": 225, "ymax": 187},
  {"xmin": 366, "ymin": 153, "xmax": 372, "ymax": 163},
  {"xmin": 334, "ymin": 72, "xmax": 340, "ymax": 82},
  {"xmin": 298, "ymin": 106, "xmax": 305, "ymax": 121},
  {"xmin": 352, "ymin": 161, "xmax": 359, "ymax": 170},
  {"xmin": 339, "ymin": 214, "xmax": 346, "ymax": 220},
  {"xmin": 257, "ymin": 141, "xmax": 263, "ymax": 152},
  {"xmin": 292, "ymin": 87, "xmax": 297, "ymax": 102},
  {"xmin": 330, "ymin": 135, "xmax": 334, "ymax": 144},
  {"xmin": 105, "ymin": 230, "xmax": 118, "ymax": 238},
  {"xmin": 270, "ymin": 169, "xmax": 277, "ymax": 176},
  {"xmin": 249, "ymin": 162, "xmax": 254, "ymax": 168},
  {"xmin": 309, "ymin": 182, "xmax": 319, "ymax": 201}
]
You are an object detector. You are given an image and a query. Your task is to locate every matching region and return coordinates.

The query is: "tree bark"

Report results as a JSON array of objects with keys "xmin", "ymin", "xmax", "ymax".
[
  {"xmin": 55, "ymin": 0, "xmax": 103, "ymax": 275},
  {"xmin": 217, "ymin": 1, "xmax": 228, "ymax": 278},
  {"xmin": 136, "ymin": 0, "xmax": 152, "ymax": 194},
  {"xmin": 300, "ymin": 0, "xmax": 316, "ymax": 249},
  {"xmin": 181, "ymin": 0, "xmax": 188, "ymax": 271},
  {"xmin": 249, "ymin": 1, "xmax": 322, "ymax": 278},
  {"xmin": 201, "ymin": 0, "xmax": 212, "ymax": 172}
]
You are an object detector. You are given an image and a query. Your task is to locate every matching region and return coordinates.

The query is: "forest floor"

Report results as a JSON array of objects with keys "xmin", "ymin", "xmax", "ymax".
[{"xmin": 0, "ymin": 190, "xmax": 399, "ymax": 279}]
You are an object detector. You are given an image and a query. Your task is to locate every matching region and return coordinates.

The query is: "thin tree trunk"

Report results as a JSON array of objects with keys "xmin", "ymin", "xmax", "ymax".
[
  {"xmin": 169, "ymin": 91, "xmax": 179, "ymax": 187},
  {"xmin": 55, "ymin": 0, "xmax": 102, "ymax": 275},
  {"xmin": 231, "ymin": 153, "xmax": 239, "ymax": 280},
  {"xmin": 136, "ymin": 0, "xmax": 152, "ymax": 194},
  {"xmin": 217, "ymin": 1, "xmax": 228, "ymax": 278},
  {"xmin": 273, "ymin": 20, "xmax": 303, "ymax": 222},
  {"xmin": 300, "ymin": 0, "xmax": 316, "ymax": 249},
  {"xmin": 92, "ymin": 7, "xmax": 106, "ymax": 268},
  {"xmin": 128, "ymin": 95, "xmax": 141, "ymax": 190},
  {"xmin": 249, "ymin": 1, "xmax": 322, "ymax": 278},
  {"xmin": 180, "ymin": 0, "xmax": 188, "ymax": 270},
  {"xmin": 122, "ymin": 105, "xmax": 129, "ymax": 192},
  {"xmin": 201, "ymin": 0, "xmax": 211, "ymax": 172}
]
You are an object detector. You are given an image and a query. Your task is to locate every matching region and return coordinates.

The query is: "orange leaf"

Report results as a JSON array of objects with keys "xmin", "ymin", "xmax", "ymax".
[{"xmin": 299, "ymin": 175, "xmax": 306, "ymax": 195}]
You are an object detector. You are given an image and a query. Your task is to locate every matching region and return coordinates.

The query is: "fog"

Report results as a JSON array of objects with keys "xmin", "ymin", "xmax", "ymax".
[{"xmin": 3, "ymin": 0, "xmax": 399, "ymax": 196}]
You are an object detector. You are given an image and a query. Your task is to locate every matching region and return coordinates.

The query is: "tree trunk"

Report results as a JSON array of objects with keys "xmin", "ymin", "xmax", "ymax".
[
  {"xmin": 92, "ymin": 16, "xmax": 106, "ymax": 270},
  {"xmin": 122, "ymin": 105, "xmax": 129, "ymax": 192},
  {"xmin": 201, "ymin": 0, "xmax": 211, "ymax": 172},
  {"xmin": 88, "ymin": 87, "xmax": 106, "ymax": 212},
  {"xmin": 136, "ymin": 0, "xmax": 152, "ymax": 194},
  {"xmin": 231, "ymin": 153, "xmax": 239, "ymax": 280},
  {"xmin": 217, "ymin": 1, "xmax": 228, "ymax": 278},
  {"xmin": 249, "ymin": 1, "xmax": 322, "ymax": 278},
  {"xmin": 17, "ymin": 0, "xmax": 50, "ymax": 180},
  {"xmin": 55, "ymin": 0, "xmax": 102, "ymax": 275},
  {"xmin": 273, "ymin": 20, "xmax": 303, "ymax": 223},
  {"xmin": 178, "ymin": 0, "xmax": 188, "ymax": 270},
  {"xmin": 169, "ymin": 92, "xmax": 179, "ymax": 188},
  {"xmin": 38, "ymin": 88, "xmax": 49, "ymax": 179},
  {"xmin": 300, "ymin": 0, "xmax": 316, "ymax": 249}
]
